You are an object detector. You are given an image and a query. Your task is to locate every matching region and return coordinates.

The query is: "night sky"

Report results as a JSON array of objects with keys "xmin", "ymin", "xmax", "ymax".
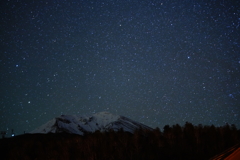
[{"xmin": 1, "ymin": 0, "xmax": 240, "ymax": 136}]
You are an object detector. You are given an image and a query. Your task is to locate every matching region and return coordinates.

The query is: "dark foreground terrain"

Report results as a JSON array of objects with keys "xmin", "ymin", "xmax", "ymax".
[{"xmin": 1, "ymin": 123, "xmax": 240, "ymax": 160}]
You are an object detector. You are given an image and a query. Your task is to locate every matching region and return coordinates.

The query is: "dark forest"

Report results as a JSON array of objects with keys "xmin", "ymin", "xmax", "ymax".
[{"xmin": 1, "ymin": 122, "xmax": 240, "ymax": 160}]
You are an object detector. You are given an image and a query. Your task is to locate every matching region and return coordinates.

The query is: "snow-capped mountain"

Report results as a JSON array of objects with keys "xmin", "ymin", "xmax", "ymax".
[{"xmin": 31, "ymin": 112, "xmax": 152, "ymax": 135}]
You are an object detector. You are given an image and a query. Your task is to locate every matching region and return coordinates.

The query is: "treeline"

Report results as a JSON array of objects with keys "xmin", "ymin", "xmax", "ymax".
[{"xmin": 0, "ymin": 122, "xmax": 240, "ymax": 160}]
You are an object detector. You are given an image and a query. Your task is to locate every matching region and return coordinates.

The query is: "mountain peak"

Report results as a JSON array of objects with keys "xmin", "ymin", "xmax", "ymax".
[{"xmin": 31, "ymin": 112, "xmax": 152, "ymax": 135}]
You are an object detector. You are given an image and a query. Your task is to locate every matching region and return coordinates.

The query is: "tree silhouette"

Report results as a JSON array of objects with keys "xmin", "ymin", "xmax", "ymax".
[{"xmin": 0, "ymin": 123, "xmax": 239, "ymax": 160}]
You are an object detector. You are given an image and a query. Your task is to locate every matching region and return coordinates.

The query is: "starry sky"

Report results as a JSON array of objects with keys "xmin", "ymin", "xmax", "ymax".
[{"xmin": 1, "ymin": 0, "xmax": 240, "ymax": 136}]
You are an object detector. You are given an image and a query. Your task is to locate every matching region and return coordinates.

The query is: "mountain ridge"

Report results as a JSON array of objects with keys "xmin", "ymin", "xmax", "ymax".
[{"xmin": 31, "ymin": 112, "xmax": 152, "ymax": 135}]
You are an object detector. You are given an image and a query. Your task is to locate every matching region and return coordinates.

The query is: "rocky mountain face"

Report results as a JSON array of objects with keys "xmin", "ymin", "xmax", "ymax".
[{"xmin": 31, "ymin": 112, "xmax": 152, "ymax": 135}]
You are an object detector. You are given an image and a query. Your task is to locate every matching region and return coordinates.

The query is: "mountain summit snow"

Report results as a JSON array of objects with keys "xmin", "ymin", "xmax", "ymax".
[{"xmin": 31, "ymin": 112, "xmax": 152, "ymax": 135}]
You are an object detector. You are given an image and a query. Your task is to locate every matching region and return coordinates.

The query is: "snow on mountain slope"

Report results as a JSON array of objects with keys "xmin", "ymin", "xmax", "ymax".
[{"xmin": 31, "ymin": 112, "xmax": 152, "ymax": 135}]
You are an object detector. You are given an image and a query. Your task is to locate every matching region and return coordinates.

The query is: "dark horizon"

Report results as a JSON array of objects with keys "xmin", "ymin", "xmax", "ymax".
[{"xmin": 1, "ymin": 122, "xmax": 240, "ymax": 159}]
